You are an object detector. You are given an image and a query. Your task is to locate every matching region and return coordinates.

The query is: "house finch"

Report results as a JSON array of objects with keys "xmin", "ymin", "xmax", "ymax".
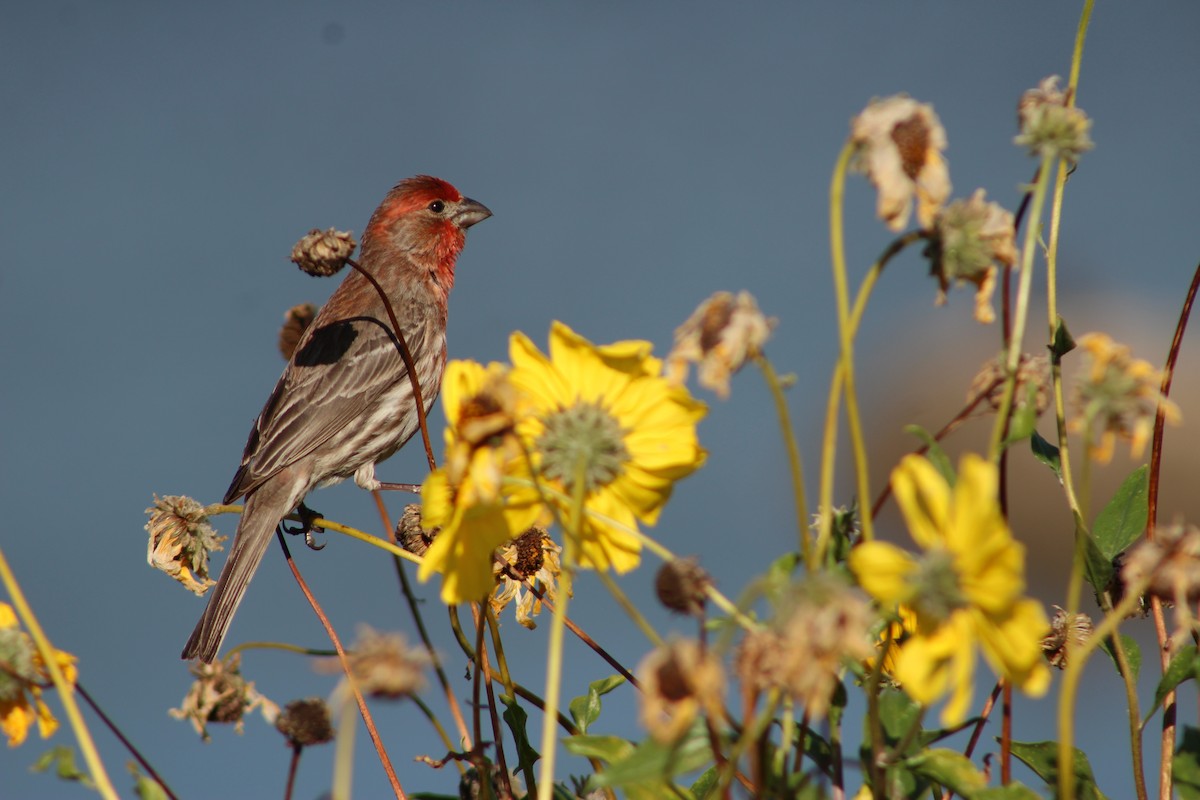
[{"xmin": 182, "ymin": 175, "xmax": 491, "ymax": 662}]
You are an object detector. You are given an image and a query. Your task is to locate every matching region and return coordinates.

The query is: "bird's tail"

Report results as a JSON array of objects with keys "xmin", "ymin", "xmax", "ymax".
[{"xmin": 181, "ymin": 476, "xmax": 301, "ymax": 662}]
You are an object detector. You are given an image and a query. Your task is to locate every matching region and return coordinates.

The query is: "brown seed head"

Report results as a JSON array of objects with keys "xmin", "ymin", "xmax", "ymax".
[
  {"xmin": 291, "ymin": 228, "xmax": 357, "ymax": 277},
  {"xmin": 275, "ymin": 698, "xmax": 335, "ymax": 747},
  {"xmin": 278, "ymin": 303, "xmax": 318, "ymax": 360},
  {"xmin": 654, "ymin": 556, "xmax": 712, "ymax": 617}
]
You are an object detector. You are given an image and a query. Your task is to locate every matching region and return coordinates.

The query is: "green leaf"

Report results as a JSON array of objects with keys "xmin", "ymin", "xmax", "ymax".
[
  {"xmin": 128, "ymin": 763, "xmax": 170, "ymax": 800},
  {"xmin": 1030, "ymin": 430, "xmax": 1062, "ymax": 480},
  {"xmin": 1147, "ymin": 649, "xmax": 1200, "ymax": 725},
  {"xmin": 562, "ymin": 734, "xmax": 634, "ymax": 764},
  {"xmin": 1092, "ymin": 465, "xmax": 1149, "ymax": 561},
  {"xmin": 1175, "ymin": 727, "xmax": 1200, "ymax": 800},
  {"xmin": 1005, "ymin": 400, "xmax": 1039, "ymax": 445},
  {"xmin": 30, "ymin": 746, "xmax": 93, "ymax": 787},
  {"xmin": 901, "ymin": 748, "xmax": 987, "ymax": 795},
  {"xmin": 1080, "ymin": 529, "xmax": 1115, "ymax": 600},
  {"xmin": 584, "ymin": 721, "xmax": 713, "ymax": 797},
  {"xmin": 1008, "ymin": 739, "xmax": 1108, "ymax": 800},
  {"xmin": 689, "ymin": 765, "xmax": 719, "ymax": 799},
  {"xmin": 975, "ymin": 784, "xmax": 1042, "ymax": 800},
  {"xmin": 872, "ymin": 687, "xmax": 921, "ymax": 754},
  {"xmin": 1051, "ymin": 316, "xmax": 1077, "ymax": 360},
  {"xmin": 1098, "ymin": 633, "xmax": 1141, "ymax": 681},
  {"xmin": 568, "ymin": 674, "xmax": 626, "ymax": 734},
  {"xmin": 903, "ymin": 425, "xmax": 954, "ymax": 485},
  {"xmin": 501, "ymin": 694, "xmax": 541, "ymax": 787}
]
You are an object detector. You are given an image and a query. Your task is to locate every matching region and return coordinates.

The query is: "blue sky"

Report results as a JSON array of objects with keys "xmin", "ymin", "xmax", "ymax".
[{"xmin": 3, "ymin": 2, "xmax": 1200, "ymax": 797}]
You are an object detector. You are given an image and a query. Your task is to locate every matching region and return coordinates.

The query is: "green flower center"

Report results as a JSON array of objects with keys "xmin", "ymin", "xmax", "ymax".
[
  {"xmin": 0, "ymin": 627, "xmax": 37, "ymax": 702},
  {"xmin": 537, "ymin": 401, "xmax": 629, "ymax": 493},
  {"xmin": 911, "ymin": 549, "xmax": 968, "ymax": 623}
]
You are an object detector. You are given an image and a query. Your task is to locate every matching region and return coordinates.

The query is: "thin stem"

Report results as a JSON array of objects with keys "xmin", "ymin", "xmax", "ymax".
[
  {"xmin": 942, "ymin": 682, "xmax": 1003, "ymax": 800},
  {"xmin": 370, "ymin": 491, "xmax": 472, "ymax": 756},
  {"xmin": 0, "ymin": 546, "xmax": 118, "ymax": 800},
  {"xmin": 1148, "ymin": 261, "xmax": 1200, "ymax": 800},
  {"xmin": 346, "ymin": 257, "xmax": 437, "ymax": 472},
  {"xmin": 827, "ymin": 140, "xmax": 874, "ymax": 548},
  {"xmin": 77, "ymin": 683, "xmax": 180, "ymax": 800},
  {"xmin": 595, "ymin": 568, "xmax": 663, "ymax": 646},
  {"xmin": 284, "ymin": 745, "xmax": 302, "ymax": 800},
  {"xmin": 331, "ymin": 684, "xmax": 358, "ymax": 800},
  {"xmin": 755, "ymin": 353, "xmax": 811, "ymax": 564},
  {"xmin": 1111, "ymin": 631, "xmax": 1149, "ymax": 800},
  {"xmin": 275, "ymin": 530, "xmax": 406, "ymax": 799}
]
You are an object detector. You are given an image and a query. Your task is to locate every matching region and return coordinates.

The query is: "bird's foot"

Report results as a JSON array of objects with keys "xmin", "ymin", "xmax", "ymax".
[{"xmin": 282, "ymin": 503, "xmax": 326, "ymax": 551}]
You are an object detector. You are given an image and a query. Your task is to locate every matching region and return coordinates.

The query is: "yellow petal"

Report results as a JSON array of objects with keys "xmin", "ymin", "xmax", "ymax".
[
  {"xmin": 891, "ymin": 454, "xmax": 951, "ymax": 549},
  {"xmin": 974, "ymin": 600, "xmax": 1051, "ymax": 697},
  {"xmin": 0, "ymin": 696, "xmax": 35, "ymax": 748},
  {"xmin": 0, "ymin": 603, "xmax": 16, "ymax": 629},
  {"xmin": 848, "ymin": 542, "xmax": 919, "ymax": 606}
]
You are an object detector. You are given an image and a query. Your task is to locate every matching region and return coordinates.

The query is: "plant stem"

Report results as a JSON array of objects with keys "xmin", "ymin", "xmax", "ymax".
[{"xmin": 756, "ymin": 353, "xmax": 811, "ymax": 565}]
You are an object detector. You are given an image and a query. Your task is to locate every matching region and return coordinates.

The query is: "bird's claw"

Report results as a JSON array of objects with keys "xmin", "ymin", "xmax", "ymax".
[{"xmin": 282, "ymin": 503, "xmax": 326, "ymax": 551}]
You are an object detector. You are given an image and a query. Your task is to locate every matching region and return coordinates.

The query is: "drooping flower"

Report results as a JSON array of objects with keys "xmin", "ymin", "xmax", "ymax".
[
  {"xmin": 848, "ymin": 454, "xmax": 1050, "ymax": 725},
  {"xmin": 638, "ymin": 639, "xmax": 725, "ymax": 743},
  {"xmin": 927, "ymin": 189, "xmax": 1017, "ymax": 324},
  {"xmin": 1070, "ymin": 332, "xmax": 1179, "ymax": 463},
  {"xmin": 654, "ymin": 556, "xmax": 712, "ymax": 618},
  {"xmin": 0, "ymin": 603, "xmax": 77, "ymax": 748},
  {"xmin": 850, "ymin": 95, "xmax": 951, "ymax": 232},
  {"xmin": 666, "ymin": 291, "xmax": 776, "ymax": 399},
  {"xmin": 490, "ymin": 527, "xmax": 564, "ymax": 629},
  {"xmin": 1015, "ymin": 76, "xmax": 1093, "ymax": 164},
  {"xmin": 419, "ymin": 361, "xmax": 544, "ymax": 604},
  {"xmin": 510, "ymin": 322, "xmax": 707, "ymax": 573},
  {"xmin": 290, "ymin": 228, "xmax": 356, "ymax": 277},
  {"xmin": 317, "ymin": 627, "xmax": 429, "ymax": 700},
  {"xmin": 1122, "ymin": 522, "xmax": 1200, "ymax": 642},
  {"xmin": 145, "ymin": 495, "xmax": 227, "ymax": 596},
  {"xmin": 1042, "ymin": 606, "xmax": 1093, "ymax": 670},
  {"xmin": 969, "ymin": 353, "xmax": 1051, "ymax": 417},
  {"xmin": 170, "ymin": 653, "xmax": 277, "ymax": 740}
]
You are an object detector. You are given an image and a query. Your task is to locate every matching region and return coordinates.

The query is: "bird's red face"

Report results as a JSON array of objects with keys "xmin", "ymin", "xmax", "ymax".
[{"xmin": 365, "ymin": 176, "xmax": 492, "ymax": 270}]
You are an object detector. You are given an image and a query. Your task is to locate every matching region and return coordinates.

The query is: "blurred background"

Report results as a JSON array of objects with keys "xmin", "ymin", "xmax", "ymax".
[{"xmin": 3, "ymin": 2, "xmax": 1199, "ymax": 797}]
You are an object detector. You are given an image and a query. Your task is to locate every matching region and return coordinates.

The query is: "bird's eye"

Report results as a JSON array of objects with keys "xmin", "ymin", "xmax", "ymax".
[{"xmin": 428, "ymin": 200, "xmax": 446, "ymax": 213}]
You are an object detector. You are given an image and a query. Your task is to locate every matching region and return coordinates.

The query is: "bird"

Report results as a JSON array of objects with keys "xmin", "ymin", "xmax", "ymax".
[{"xmin": 182, "ymin": 175, "xmax": 491, "ymax": 662}]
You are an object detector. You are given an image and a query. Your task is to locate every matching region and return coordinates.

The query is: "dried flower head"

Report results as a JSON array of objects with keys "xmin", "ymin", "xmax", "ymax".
[
  {"xmin": 1041, "ymin": 606, "xmax": 1093, "ymax": 669},
  {"xmin": 490, "ymin": 527, "xmax": 564, "ymax": 629},
  {"xmin": 397, "ymin": 503, "xmax": 437, "ymax": 558},
  {"xmin": 736, "ymin": 575, "xmax": 873, "ymax": 720},
  {"xmin": 969, "ymin": 353, "xmax": 1051, "ymax": 417},
  {"xmin": 170, "ymin": 654, "xmax": 277, "ymax": 740},
  {"xmin": 850, "ymin": 95, "xmax": 951, "ymax": 232},
  {"xmin": 275, "ymin": 698, "xmax": 334, "ymax": 747},
  {"xmin": 0, "ymin": 603, "xmax": 78, "ymax": 747},
  {"xmin": 666, "ymin": 291, "xmax": 776, "ymax": 399},
  {"xmin": 654, "ymin": 557, "xmax": 712, "ymax": 617},
  {"xmin": 278, "ymin": 303, "xmax": 317, "ymax": 361},
  {"xmin": 638, "ymin": 639, "xmax": 725, "ymax": 743},
  {"xmin": 459, "ymin": 765, "xmax": 521, "ymax": 800},
  {"xmin": 291, "ymin": 228, "xmax": 357, "ymax": 277},
  {"xmin": 1014, "ymin": 76, "xmax": 1093, "ymax": 163},
  {"xmin": 1069, "ymin": 333, "xmax": 1179, "ymax": 463},
  {"xmin": 318, "ymin": 627, "xmax": 429, "ymax": 700},
  {"xmin": 927, "ymin": 189, "xmax": 1016, "ymax": 324},
  {"xmin": 146, "ymin": 495, "xmax": 227, "ymax": 596},
  {"xmin": 1122, "ymin": 523, "xmax": 1200, "ymax": 640}
]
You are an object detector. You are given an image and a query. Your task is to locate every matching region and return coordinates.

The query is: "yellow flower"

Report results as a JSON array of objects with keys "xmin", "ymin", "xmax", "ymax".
[
  {"xmin": 419, "ymin": 361, "xmax": 543, "ymax": 604},
  {"xmin": 509, "ymin": 322, "xmax": 706, "ymax": 572},
  {"xmin": 849, "ymin": 454, "xmax": 1050, "ymax": 725},
  {"xmin": 0, "ymin": 603, "xmax": 77, "ymax": 748}
]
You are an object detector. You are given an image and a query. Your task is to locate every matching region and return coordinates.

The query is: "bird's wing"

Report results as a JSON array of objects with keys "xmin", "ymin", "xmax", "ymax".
[{"xmin": 224, "ymin": 315, "xmax": 411, "ymax": 501}]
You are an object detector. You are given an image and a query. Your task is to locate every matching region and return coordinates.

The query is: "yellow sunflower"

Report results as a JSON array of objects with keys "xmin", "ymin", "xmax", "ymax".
[
  {"xmin": 848, "ymin": 453, "xmax": 1050, "ymax": 725},
  {"xmin": 419, "ymin": 360, "xmax": 544, "ymax": 604},
  {"xmin": 0, "ymin": 603, "xmax": 77, "ymax": 747},
  {"xmin": 509, "ymin": 321, "xmax": 707, "ymax": 573}
]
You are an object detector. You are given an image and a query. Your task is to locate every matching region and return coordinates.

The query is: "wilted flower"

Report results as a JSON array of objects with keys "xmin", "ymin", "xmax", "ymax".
[
  {"xmin": 0, "ymin": 603, "xmax": 77, "ymax": 748},
  {"xmin": 735, "ymin": 574, "xmax": 873, "ymax": 720},
  {"xmin": 927, "ymin": 189, "xmax": 1016, "ymax": 324},
  {"xmin": 490, "ymin": 527, "xmax": 564, "ymax": 629},
  {"xmin": 1041, "ymin": 606, "xmax": 1093, "ymax": 669},
  {"xmin": 849, "ymin": 454, "xmax": 1050, "ymax": 725},
  {"xmin": 291, "ymin": 228, "xmax": 357, "ymax": 277},
  {"xmin": 170, "ymin": 653, "xmax": 277, "ymax": 740},
  {"xmin": 146, "ymin": 495, "xmax": 227, "ymax": 596},
  {"xmin": 666, "ymin": 291, "xmax": 776, "ymax": 399},
  {"xmin": 1123, "ymin": 522, "xmax": 1200, "ymax": 641},
  {"xmin": 1069, "ymin": 332, "xmax": 1179, "ymax": 463},
  {"xmin": 654, "ymin": 556, "xmax": 712, "ymax": 617},
  {"xmin": 318, "ymin": 627, "xmax": 428, "ymax": 700},
  {"xmin": 278, "ymin": 302, "xmax": 317, "ymax": 360},
  {"xmin": 638, "ymin": 639, "xmax": 725, "ymax": 743},
  {"xmin": 1015, "ymin": 76, "xmax": 1093, "ymax": 163},
  {"xmin": 969, "ymin": 353, "xmax": 1051, "ymax": 417},
  {"xmin": 275, "ymin": 698, "xmax": 334, "ymax": 747},
  {"xmin": 396, "ymin": 503, "xmax": 436, "ymax": 558},
  {"xmin": 850, "ymin": 95, "xmax": 951, "ymax": 232}
]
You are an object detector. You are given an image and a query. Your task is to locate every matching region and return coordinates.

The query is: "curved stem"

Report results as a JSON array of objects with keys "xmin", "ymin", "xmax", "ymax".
[
  {"xmin": 0, "ymin": 546, "xmax": 118, "ymax": 800},
  {"xmin": 595, "ymin": 568, "xmax": 663, "ymax": 646},
  {"xmin": 756, "ymin": 353, "xmax": 811, "ymax": 566}
]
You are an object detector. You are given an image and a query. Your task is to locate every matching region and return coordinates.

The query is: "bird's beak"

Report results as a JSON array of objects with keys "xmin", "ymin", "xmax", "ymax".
[{"xmin": 455, "ymin": 197, "xmax": 493, "ymax": 229}]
